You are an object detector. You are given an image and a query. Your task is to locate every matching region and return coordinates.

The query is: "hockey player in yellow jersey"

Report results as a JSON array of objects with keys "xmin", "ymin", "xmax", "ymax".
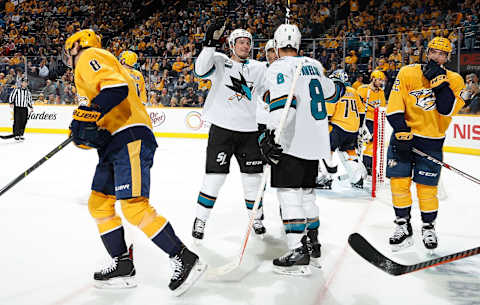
[
  {"xmin": 119, "ymin": 50, "xmax": 148, "ymax": 105},
  {"xmin": 316, "ymin": 70, "xmax": 367, "ymax": 190},
  {"xmin": 357, "ymin": 70, "xmax": 387, "ymax": 175},
  {"xmin": 64, "ymin": 29, "xmax": 206, "ymax": 295},
  {"xmin": 385, "ymin": 37, "xmax": 465, "ymax": 252}
]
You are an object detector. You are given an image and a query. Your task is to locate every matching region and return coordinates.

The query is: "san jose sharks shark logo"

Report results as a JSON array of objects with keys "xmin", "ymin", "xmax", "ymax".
[
  {"xmin": 410, "ymin": 88, "xmax": 436, "ymax": 111},
  {"xmin": 226, "ymin": 72, "xmax": 254, "ymax": 102}
]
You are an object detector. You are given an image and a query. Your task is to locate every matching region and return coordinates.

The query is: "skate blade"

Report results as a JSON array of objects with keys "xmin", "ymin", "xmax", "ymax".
[
  {"xmin": 192, "ymin": 237, "xmax": 204, "ymax": 246},
  {"xmin": 172, "ymin": 260, "xmax": 208, "ymax": 297},
  {"xmin": 273, "ymin": 265, "xmax": 311, "ymax": 276},
  {"xmin": 390, "ymin": 237, "xmax": 414, "ymax": 252},
  {"xmin": 94, "ymin": 276, "xmax": 137, "ymax": 289},
  {"xmin": 253, "ymin": 232, "xmax": 265, "ymax": 240},
  {"xmin": 309, "ymin": 257, "xmax": 322, "ymax": 269}
]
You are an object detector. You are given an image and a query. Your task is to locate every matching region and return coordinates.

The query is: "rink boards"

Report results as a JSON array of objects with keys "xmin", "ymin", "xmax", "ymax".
[{"xmin": 0, "ymin": 104, "xmax": 479, "ymax": 155}]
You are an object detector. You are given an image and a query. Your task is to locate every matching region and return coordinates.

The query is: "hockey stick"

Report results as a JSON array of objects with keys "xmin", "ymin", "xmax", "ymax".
[
  {"xmin": 348, "ymin": 233, "xmax": 480, "ymax": 276},
  {"xmin": 412, "ymin": 147, "xmax": 480, "ymax": 185},
  {"xmin": 207, "ymin": 59, "xmax": 306, "ymax": 278},
  {"xmin": 0, "ymin": 136, "xmax": 73, "ymax": 197},
  {"xmin": 358, "ymin": 88, "xmax": 371, "ymax": 160},
  {"xmin": 0, "ymin": 134, "xmax": 15, "ymax": 139}
]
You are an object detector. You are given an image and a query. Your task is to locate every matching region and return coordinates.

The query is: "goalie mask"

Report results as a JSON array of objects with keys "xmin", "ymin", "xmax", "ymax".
[{"xmin": 329, "ymin": 69, "xmax": 349, "ymax": 85}]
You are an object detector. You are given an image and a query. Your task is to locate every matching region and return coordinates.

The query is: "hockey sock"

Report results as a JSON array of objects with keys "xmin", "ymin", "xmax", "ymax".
[
  {"xmin": 278, "ymin": 188, "xmax": 306, "ymax": 249},
  {"xmin": 98, "ymin": 218, "xmax": 128, "ymax": 258},
  {"xmin": 151, "ymin": 222, "xmax": 184, "ymax": 257},
  {"xmin": 417, "ymin": 184, "xmax": 438, "ymax": 223},
  {"xmin": 88, "ymin": 191, "xmax": 128, "ymax": 258},
  {"xmin": 196, "ymin": 173, "xmax": 226, "ymax": 221},
  {"xmin": 303, "ymin": 188, "xmax": 319, "ymax": 230},
  {"xmin": 242, "ymin": 173, "xmax": 264, "ymax": 219},
  {"xmin": 390, "ymin": 177, "xmax": 413, "ymax": 219},
  {"xmin": 121, "ymin": 197, "xmax": 183, "ymax": 257}
]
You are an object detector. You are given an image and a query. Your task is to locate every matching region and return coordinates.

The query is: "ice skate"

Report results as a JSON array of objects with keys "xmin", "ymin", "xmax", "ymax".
[
  {"xmin": 94, "ymin": 245, "xmax": 137, "ymax": 289},
  {"xmin": 273, "ymin": 237, "xmax": 311, "ymax": 276},
  {"xmin": 422, "ymin": 222, "xmax": 438, "ymax": 255},
  {"xmin": 389, "ymin": 218, "xmax": 413, "ymax": 252},
  {"xmin": 169, "ymin": 247, "xmax": 207, "ymax": 296},
  {"xmin": 351, "ymin": 177, "xmax": 364, "ymax": 189},
  {"xmin": 192, "ymin": 217, "xmax": 206, "ymax": 244},
  {"xmin": 315, "ymin": 175, "xmax": 333, "ymax": 190},
  {"xmin": 253, "ymin": 219, "xmax": 266, "ymax": 237},
  {"xmin": 307, "ymin": 229, "xmax": 321, "ymax": 268}
]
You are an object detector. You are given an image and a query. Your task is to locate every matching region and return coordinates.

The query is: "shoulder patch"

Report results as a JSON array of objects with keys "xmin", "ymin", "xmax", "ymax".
[{"xmin": 225, "ymin": 59, "xmax": 233, "ymax": 68}]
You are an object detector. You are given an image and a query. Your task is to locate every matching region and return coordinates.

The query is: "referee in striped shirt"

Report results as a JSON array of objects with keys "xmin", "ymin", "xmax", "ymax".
[{"xmin": 9, "ymin": 78, "xmax": 33, "ymax": 141}]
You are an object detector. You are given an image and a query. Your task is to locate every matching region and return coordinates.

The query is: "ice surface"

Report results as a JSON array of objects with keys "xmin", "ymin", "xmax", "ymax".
[{"xmin": 1, "ymin": 134, "xmax": 479, "ymax": 305}]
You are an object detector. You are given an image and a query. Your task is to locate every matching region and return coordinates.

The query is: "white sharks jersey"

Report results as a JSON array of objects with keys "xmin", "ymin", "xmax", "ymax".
[
  {"xmin": 256, "ymin": 61, "xmax": 270, "ymax": 125},
  {"xmin": 265, "ymin": 56, "xmax": 340, "ymax": 160},
  {"xmin": 194, "ymin": 47, "xmax": 267, "ymax": 132}
]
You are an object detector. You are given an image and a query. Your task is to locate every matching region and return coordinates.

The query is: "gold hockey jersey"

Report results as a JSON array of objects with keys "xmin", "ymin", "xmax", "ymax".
[
  {"xmin": 74, "ymin": 47, "xmax": 152, "ymax": 134},
  {"xmin": 126, "ymin": 67, "xmax": 147, "ymax": 105},
  {"xmin": 386, "ymin": 64, "xmax": 465, "ymax": 140},
  {"xmin": 357, "ymin": 84, "xmax": 386, "ymax": 121},
  {"xmin": 327, "ymin": 86, "xmax": 364, "ymax": 133}
]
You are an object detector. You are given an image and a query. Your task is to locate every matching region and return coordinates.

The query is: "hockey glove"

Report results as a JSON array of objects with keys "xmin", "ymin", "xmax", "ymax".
[
  {"xmin": 258, "ymin": 129, "xmax": 283, "ymax": 166},
  {"xmin": 204, "ymin": 18, "xmax": 226, "ymax": 47},
  {"xmin": 391, "ymin": 129, "xmax": 413, "ymax": 162},
  {"xmin": 70, "ymin": 106, "xmax": 111, "ymax": 150},
  {"xmin": 357, "ymin": 125, "xmax": 372, "ymax": 147},
  {"xmin": 422, "ymin": 60, "xmax": 447, "ymax": 89}
]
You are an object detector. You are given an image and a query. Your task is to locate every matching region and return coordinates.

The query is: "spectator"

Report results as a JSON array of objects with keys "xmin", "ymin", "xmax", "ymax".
[
  {"xmin": 462, "ymin": 15, "xmax": 478, "ymax": 52},
  {"xmin": 184, "ymin": 87, "xmax": 199, "ymax": 106},
  {"xmin": 158, "ymin": 88, "xmax": 171, "ymax": 106},
  {"xmin": 172, "ymin": 56, "xmax": 186, "ymax": 76},
  {"xmin": 169, "ymin": 96, "xmax": 179, "ymax": 107},
  {"xmin": 43, "ymin": 80, "xmax": 56, "ymax": 97},
  {"xmin": 174, "ymin": 75, "xmax": 188, "ymax": 97},
  {"xmin": 461, "ymin": 73, "xmax": 480, "ymax": 113},
  {"xmin": 38, "ymin": 58, "xmax": 49, "ymax": 79},
  {"xmin": 352, "ymin": 74, "xmax": 364, "ymax": 89}
]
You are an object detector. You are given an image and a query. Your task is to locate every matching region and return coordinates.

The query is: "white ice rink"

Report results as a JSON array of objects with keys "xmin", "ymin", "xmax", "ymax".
[{"xmin": 1, "ymin": 133, "xmax": 479, "ymax": 305}]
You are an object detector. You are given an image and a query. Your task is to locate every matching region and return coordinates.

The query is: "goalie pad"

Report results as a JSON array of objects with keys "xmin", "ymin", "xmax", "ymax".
[{"xmin": 338, "ymin": 151, "xmax": 367, "ymax": 184}]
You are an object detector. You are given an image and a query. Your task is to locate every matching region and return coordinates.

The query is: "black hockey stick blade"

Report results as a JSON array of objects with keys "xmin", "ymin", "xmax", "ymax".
[
  {"xmin": 0, "ymin": 136, "xmax": 73, "ymax": 197},
  {"xmin": 0, "ymin": 134, "xmax": 15, "ymax": 139},
  {"xmin": 348, "ymin": 233, "xmax": 480, "ymax": 276}
]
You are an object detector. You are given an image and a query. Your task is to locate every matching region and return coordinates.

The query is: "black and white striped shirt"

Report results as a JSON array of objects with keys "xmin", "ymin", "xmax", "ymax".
[{"xmin": 9, "ymin": 88, "xmax": 33, "ymax": 108}]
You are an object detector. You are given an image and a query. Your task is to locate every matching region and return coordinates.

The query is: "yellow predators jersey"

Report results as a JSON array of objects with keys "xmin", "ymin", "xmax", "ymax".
[
  {"xmin": 387, "ymin": 64, "xmax": 465, "ymax": 139},
  {"xmin": 327, "ymin": 86, "xmax": 364, "ymax": 133},
  {"xmin": 126, "ymin": 67, "xmax": 147, "ymax": 105},
  {"xmin": 74, "ymin": 47, "xmax": 152, "ymax": 134},
  {"xmin": 357, "ymin": 84, "xmax": 386, "ymax": 121}
]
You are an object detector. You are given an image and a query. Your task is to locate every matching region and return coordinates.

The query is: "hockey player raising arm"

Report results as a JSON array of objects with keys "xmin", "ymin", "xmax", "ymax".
[
  {"xmin": 385, "ymin": 37, "xmax": 465, "ymax": 253},
  {"xmin": 192, "ymin": 20, "xmax": 268, "ymax": 241},
  {"xmin": 260, "ymin": 24, "xmax": 345, "ymax": 275},
  {"xmin": 64, "ymin": 29, "xmax": 206, "ymax": 296}
]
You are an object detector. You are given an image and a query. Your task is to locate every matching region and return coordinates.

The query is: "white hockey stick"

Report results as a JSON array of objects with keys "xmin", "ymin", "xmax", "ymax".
[
  {"xmin": 358, "ymin": 88, "xmax": 371, "ymax": 160},
  {"xmin": 207, "ymin": 59, "xmax": 306, "ymax": 278}
]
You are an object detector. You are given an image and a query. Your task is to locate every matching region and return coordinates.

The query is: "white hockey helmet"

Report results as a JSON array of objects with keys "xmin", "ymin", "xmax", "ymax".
[
  {"xmin": 265, "ymin": 39, "xmax": 275, "ymax": 52},
  {"xmin": 228, "ymin": 29, "xmax": 252, "ymax": 53},
  {"xmin": 274, "ymin": 24, "xmax": 301, "ymax": 53}
]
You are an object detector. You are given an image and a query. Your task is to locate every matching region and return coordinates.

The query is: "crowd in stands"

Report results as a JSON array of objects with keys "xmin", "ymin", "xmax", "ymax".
[{"xmin": 0, "ymin": 0, "xmax": 479, "ymax": 112}]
